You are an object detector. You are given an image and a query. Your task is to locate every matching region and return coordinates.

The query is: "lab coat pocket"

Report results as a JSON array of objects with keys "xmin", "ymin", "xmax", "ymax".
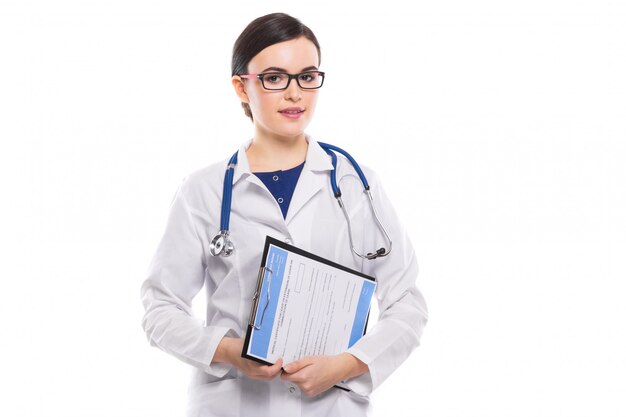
[
  {"xmin": 337, "ymin": 388, "xmax": 371, "ymax": 415},
  {"xmin": 186, "ymin": 378, "xmax": 241, "ymax": 417}
]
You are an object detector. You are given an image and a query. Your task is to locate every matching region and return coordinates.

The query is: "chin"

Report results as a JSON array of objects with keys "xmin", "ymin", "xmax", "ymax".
[
  {"xmin": 276, "ymin": 130, "xmax": 306, "ymax": 141},
  {"xmin": 274, "ymin": 123, "xmax": 309, "ymax": 138}
]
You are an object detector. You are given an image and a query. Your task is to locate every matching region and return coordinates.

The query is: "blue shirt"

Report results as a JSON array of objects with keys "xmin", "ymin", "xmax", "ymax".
[{"xmin": 253, "ymin": 162, "xmax": 305, "ymax": 219}]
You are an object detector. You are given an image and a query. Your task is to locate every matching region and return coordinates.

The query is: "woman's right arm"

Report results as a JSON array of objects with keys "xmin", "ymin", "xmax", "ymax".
[
  {"xmin": 141, "ymin": 182, "xmax": 282, "ymax": 380},
  {"xmin": 140, "ymin": 184, "xmax": 233, "ymax": 377},
  {"xmin": 214, "ymin": 337, "xmax": 283, "ymax": 380}
]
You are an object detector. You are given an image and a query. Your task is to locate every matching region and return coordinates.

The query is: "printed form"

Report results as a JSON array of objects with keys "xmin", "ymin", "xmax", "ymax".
[{"xmin": 244, "ymin": 241, "xmax": 376, "ymax": 364}]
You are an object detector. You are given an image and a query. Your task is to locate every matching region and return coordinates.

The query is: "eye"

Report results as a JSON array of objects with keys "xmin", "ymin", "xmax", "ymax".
[
  {"xmin": 262, "ymin": 73, "xmax": 285, "ymax": 84},
  {"xmin": 299, "ymin": 72, "xmax": 317, "ymax": 82}
]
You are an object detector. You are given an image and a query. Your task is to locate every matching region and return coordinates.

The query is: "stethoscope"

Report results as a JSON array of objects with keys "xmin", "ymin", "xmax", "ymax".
[{"xmin": 209, "ymin": 142, "xmax": 393, "ymax": 260}]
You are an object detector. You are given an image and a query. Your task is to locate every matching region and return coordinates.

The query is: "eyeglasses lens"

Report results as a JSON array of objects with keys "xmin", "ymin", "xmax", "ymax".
[{"xmin": 260, "ymin": 72, "xmax": 324, "ymax": 90}]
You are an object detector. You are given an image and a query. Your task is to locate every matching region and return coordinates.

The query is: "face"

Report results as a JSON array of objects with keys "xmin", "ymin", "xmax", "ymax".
[{"xmin": 232, "ymin": 37, "xmax": 321, "ymax": 141}]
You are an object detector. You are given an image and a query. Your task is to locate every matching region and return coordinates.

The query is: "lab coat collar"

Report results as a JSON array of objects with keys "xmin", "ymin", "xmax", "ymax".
[{"xmin": 231, "ymin": 135, "xmax": 333, "ymax": 185}]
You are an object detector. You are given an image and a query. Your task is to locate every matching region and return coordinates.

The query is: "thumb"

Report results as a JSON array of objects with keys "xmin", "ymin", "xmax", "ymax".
[
  {"xmin": 283, "ymin": 360, "xmax": 301, "ymax": 374},
  {"xmin": 283, "ymin": 357, "xmax": 311, "ymax": 374}
]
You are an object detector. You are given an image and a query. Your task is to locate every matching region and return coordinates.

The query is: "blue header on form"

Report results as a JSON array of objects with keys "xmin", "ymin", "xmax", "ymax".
[{"xmin": 348, "ymin": 280, "xmax": 376, "ymax": 348}]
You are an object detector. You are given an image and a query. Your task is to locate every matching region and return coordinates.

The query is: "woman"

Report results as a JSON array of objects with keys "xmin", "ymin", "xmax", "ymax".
[{"xmin": 141, "ymin": 12, "xmax": 428, "ymax": 417}]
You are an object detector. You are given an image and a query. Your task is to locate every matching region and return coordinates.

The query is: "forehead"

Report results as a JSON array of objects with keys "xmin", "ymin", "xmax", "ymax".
[{"xmin": 247, "ymin": 37, "xmax": 320, "ymax": 72}]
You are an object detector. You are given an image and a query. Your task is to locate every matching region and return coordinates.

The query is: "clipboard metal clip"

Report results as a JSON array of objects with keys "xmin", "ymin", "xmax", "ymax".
[{"xmin": 248, "ymin": 266, "xmax": 273, "ymax": 330}]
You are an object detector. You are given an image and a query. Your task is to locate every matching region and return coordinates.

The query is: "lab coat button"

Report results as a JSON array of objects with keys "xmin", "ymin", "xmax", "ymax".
[{"xmin": 289, "ymin": 386, "xmax": 296, "ymax": 394}]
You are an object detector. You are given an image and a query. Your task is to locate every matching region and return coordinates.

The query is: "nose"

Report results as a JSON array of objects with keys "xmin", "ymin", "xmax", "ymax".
[{"xmin": 283, "ymin": 78, "xmax": 302, "ymax": 102}]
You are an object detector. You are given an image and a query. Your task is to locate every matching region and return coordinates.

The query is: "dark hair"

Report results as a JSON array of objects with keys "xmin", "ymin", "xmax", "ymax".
[{"xmin": 231, "ymin": 13, "xmax": 321, "ymax": 120}]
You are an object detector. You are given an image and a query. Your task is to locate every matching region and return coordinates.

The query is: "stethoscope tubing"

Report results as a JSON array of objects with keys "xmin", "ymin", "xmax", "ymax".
[
  {"xmin": 318, "ymin": 142, "xmax": 369, "ymax": 193},
  {"xmin": 212, "ymin": 142, "xmax": 392, "ymax": 259},
  {"xmin": 220, "ymin": 152, "xmax": 238, "ymax": 232}
]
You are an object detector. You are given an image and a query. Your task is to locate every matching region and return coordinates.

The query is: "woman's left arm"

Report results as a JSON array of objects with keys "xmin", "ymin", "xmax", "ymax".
[
  {"xmin": 283, "ymin": 169, "xmax": 428, "ymax": 397},
  {"xmin": 280, "ymin": 352, "xmax": 368, "ymax": 397},
  {"xmin": 341, "ymin": 169, "xmax": 429, "ymax": 396}
]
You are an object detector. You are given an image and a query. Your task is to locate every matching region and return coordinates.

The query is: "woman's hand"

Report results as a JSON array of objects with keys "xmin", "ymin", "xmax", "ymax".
[
  {"xmin": 214, "ymin": 337, "xmax": 283, "ymax": 381},
  {"xmin": 280, "ymin": 353, "xmax": 368, "ymax": 397}
]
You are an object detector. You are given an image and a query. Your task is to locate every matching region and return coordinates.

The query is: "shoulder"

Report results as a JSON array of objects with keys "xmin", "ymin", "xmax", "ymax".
[
  {"xmin": 183, "ymin": 160, "xmax": 227, "ymax": 187},
  {"xmin": 331, "ymin": 149, "xmax": 382, "ymax": 188},
  {"xmin": 175, "ymin": 158, "xmax": 230, "ymax": 206}
]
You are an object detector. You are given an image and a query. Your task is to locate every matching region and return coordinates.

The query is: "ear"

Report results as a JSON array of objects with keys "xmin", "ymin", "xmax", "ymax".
[{"xmin": 231, "ymin": 75, "xmax": 249, "ymax": 103}]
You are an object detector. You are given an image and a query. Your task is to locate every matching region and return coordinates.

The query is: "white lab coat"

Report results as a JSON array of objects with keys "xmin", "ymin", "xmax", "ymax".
[{"xmin": 141, "ymin": 136, "xmax": 428, "ymax": 417}]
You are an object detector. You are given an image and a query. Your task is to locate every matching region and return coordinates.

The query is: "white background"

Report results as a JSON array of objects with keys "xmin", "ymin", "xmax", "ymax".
[{"xmin": 1, "ymin": 0, "xmax": 624, "ymax": 416}]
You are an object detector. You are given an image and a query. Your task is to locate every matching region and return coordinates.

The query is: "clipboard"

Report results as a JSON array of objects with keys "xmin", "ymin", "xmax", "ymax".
[{"xmin": 241, "ymin": 236, "xmax": 376, "ymax": 369}]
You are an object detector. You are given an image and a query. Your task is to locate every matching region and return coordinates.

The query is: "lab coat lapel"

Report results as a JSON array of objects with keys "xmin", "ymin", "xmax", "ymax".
[
  {"xmin": 229, "ymin": 142, "xmax": 285, "ymax": 228},
  {"xmin": 230, "ymin": 137, "xmax": 333, "ymax": 225},
  {"xmin": 232, "ymin": 141, "xmax": 273, "ymax": 195},
  {"xmin": 285, "ymin": 138, "xmax": 333, "ymax": 224},
  {"xmin": 232, "ymin": 140, "xmax": 252, "ymax": 186}
]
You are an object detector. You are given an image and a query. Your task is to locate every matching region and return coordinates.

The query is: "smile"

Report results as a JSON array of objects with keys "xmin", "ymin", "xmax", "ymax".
[{"xmin": 278, "ymin": 107, "xmax": 305, "ymax": 119}]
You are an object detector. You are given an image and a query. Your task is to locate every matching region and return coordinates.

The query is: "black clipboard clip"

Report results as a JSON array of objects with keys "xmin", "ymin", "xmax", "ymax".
[{"xmin": 248, "ymin": 266, "xmax": 273, "ymax": 330}]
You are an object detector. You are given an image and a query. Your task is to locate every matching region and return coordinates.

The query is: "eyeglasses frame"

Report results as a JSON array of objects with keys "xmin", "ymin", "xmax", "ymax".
[{"xmin": 238, "ymin": 71, "xmax": 325, "ymax": 91}]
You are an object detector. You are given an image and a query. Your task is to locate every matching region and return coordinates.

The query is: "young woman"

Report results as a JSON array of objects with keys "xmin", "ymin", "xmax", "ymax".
[{"xmin": 141, "ymin": 13, "xmax": 428, "ymax": 417}]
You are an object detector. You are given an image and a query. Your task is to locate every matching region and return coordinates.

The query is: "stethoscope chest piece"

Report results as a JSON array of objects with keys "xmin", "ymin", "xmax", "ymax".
[{"xmin": 210, "ymin": 231, "xmax": 234, "ymax": 257}]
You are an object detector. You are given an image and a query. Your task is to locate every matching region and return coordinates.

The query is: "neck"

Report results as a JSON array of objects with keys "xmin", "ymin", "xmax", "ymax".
[{"xmin": 247, "ymin": 129, "xmax": 308, "ymax": 172}]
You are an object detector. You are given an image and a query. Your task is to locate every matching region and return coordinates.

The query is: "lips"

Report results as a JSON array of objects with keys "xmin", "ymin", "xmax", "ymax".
[
  {"xmin": 279, "ymin": 107, "xmax": 305, "ymax": 114},
  {"xmin": 278, "ymin": 107, "xmax": 305, "ymax": 119}
]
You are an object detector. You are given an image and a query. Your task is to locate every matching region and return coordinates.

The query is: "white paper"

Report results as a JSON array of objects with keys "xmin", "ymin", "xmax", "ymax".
[{"xmin": 246, "ymin": 243, "xmax": 376, "ymax": 364}]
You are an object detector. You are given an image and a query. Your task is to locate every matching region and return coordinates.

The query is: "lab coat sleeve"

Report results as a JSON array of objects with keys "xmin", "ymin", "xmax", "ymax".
[
  {"xmin": 344, "ymin": 171, "xmax": 428, "ymax": 396},
  {"xmin": 140, "ymin": 182, "xmax": 232, "ymax": 377}
]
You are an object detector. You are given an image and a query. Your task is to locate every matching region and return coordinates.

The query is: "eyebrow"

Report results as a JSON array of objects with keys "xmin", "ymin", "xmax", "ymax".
[{"xmin": 260, "ymin": 65, "xmax": 319, "ymax": 73}]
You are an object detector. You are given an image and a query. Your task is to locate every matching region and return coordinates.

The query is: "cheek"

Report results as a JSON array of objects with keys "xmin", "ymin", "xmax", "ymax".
[
  {"xmin": 249, "ymin": 92, "xmax": 278, "ymax": 119},
  {"xmin": 304, "ymin": 93, "xmax": 319, "ymax": 117},
  {"xmin": 260, "ymin": 94, "xmax": 279, "ymax": 112},
  {"xmin": 307, "ymin": 94, "xmax": 319, "ymax": 110}
]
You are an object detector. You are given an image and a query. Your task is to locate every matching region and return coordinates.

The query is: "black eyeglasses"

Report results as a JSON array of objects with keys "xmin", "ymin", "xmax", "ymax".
[{"xmin": 239, "ymin": 71, "xmax": 325, "ymax": 91}]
